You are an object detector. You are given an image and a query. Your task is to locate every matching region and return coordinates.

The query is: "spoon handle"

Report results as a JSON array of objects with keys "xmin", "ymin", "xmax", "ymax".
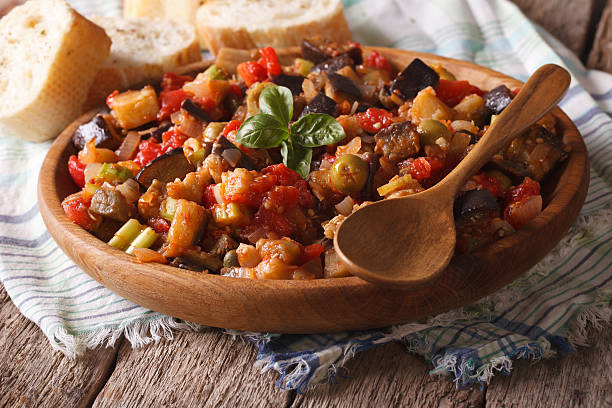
[{"xmin": 433, "ymin": 64, "xmax": 571, "ymax": 197}]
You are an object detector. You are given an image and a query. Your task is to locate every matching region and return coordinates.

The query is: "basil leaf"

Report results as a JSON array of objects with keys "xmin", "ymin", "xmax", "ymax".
[
  {"xmin": 259, "ymin": 85, "xmax": 293, "ymax": 126},
  {"xmin": 289, "ymin": 113, "xmax": 346, "ymax": 147},
  {"xmin": 281, "ymin": 139, "xmax": 312, "ymax": 179},
  {"xmin": 236, "ymin": 114, "xmax": 289, "ymax": 148}
]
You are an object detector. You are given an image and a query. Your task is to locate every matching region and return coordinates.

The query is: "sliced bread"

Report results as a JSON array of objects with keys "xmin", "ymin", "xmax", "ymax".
[
  {"xmin": 83, "ymin": 16, "xmax": 202, "ymax": 111},
  {"xmin": 122, "ymin": 0, "xmax": 206, "ymax": 27},
  {"xmin": 195, "ymin": 0, "xmax": 353, "ymax": 55},
  {"xmin": 0, "ymin": 0, "xmax": 111, "ymax": 142}
]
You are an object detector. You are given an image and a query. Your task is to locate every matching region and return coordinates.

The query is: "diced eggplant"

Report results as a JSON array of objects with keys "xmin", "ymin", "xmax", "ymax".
[
  {"xmin": 170, "ymin": 257, "xmax": 204, "ymax": 272},
  {"xmin": 390, "ymin": 58, "xmax": 440, "ymax": 100},
  {"xmin": 453, "ymin": 189, "xmax": 500, "ymax": 221},
  {"xmin": 89, "ymin": 188, "xmax": 135, "ymax": 223},
  {"xmin": 94, "ymin": 219, "xmax": 124, "ymax": 243},
  {"xmin": 135, "ymin": 148, "xmax": 196, "ymax": 188},
  {"xmin": 346, "ymin": 45, "xmax": 363, "ymax": 65},
  {"xmin": 362, "ymin": 152, "xmax": 379, "ymax": 201},
  {"xmin": 488, "ymin": 158, "xmax": 533, "ymax": 182},
  {"xmin": 374, "ymin": 121, "xmax": 420, "ymax": 162},
  {"xmin": 171, "ymin": 250, "xmax": 222, "ymax": 273},
  {"xmin": 483, "ymin": 85, "xmax": 513, "ymax": 115},
  {"xmin": 271, "ymin": 73, "xmax": 305, "ymax": 96},
  {"xmin": 141, "ymin": 123, "xmax": 171, "ymax": 142},
  {"xmin": 300, "ymin": 93, "xmax": 338, "ymax": 117},
  {"xmin": 212, "ymin": 136, "xmax": 257, "ymax": 170},
  {"xmin": 455, "ymin": 129, "xmax": 480, "ymax": 144},
  {"xmin": 311, "ymin": 54, "xmax": 353, "ymax": 73},
  {"xmin": 181, "ymin": 98, "xmax": 213, "ymax": 122},
  {"xmin": 72, "ymin": 115, "xmax": 119, "ymax": 150},
  {"xmin": 355, "ymin": 102, "xmax": 373, "ymax": 113},
  {"xmin": 301, "ymin": 38, "xmax": 330, "ymax": 64},
  {"xmin": 327, "ymin": 72, "xmax": 362, "ymax": 99},
  {"xmin": 208, "ymin": 233, "xmax": 239, "ymax": 257}
]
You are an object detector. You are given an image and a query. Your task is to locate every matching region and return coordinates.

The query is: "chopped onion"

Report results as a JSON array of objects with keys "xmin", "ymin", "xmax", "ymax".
[
  {"xmin": 116, "ymin": 179, "xmax": 141, "ymax": 203},
  {"xmin": 507, "ymin": 195, "xmax": 542, "ymax": 229},
  {"xmin": 335, "ymin": 195, "xmax": 355, "ymax": 216},
  {"xmin": 132, "ymin": 248, "xmax": 167, "ymax": 264},
  {"xmin": 529, "ymin": 143, "xmax": 551, "ymax": 163},
  {"xmin": 178, "ymin": 114, "xmax": 203, "ymax": 139},
  {"xmin": 222, "ymin": 148, "xmax": 242, "ymax": 167},
  {"xmin": 350, "ymin": 101, "xmax": 359, "ymax": 115},
  {"xmin": 83, "ymin": 163, "xmax": 102, "ymax": 183},
  {"xmin": 213, "ymin": 184, "xmax": 224, "ymax": 204},
  {"xmin": 116, "ymin": 131, "xmax": 141, "ymax": 161},
  {"xmin": 247, "ymin": 227, "xmax": 268, "ymax": 244}
]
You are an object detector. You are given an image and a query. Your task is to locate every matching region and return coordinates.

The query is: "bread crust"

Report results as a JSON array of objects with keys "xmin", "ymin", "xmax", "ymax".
[
  {"xmin": 196, "ymin": 1, "xmax": 352, "ymax": 55},
  {"xmin": 82, "ymin": 20, "xmax": 202, "ymax": 111},
  {"xmin": 0, "ymin": 2, "xmax": 111, "ymax": 142}
]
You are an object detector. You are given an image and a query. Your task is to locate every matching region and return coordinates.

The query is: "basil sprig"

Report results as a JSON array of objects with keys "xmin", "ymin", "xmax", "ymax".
[{"xmin": 236, "ymin": 85, "xmax": 345, "ymax": 178}]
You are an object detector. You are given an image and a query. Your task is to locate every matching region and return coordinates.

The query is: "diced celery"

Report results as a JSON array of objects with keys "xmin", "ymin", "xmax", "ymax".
[
  {"xmin": 296, "ymin": 58, "xmax": 314, "ymax": 77},
  {"xmin": 97, "ymin": 163, "xmax": 132, "ymax": 183},
  {"xmin": 160, "ymin": 197, "xmax": 178, "ymax": 221},
  {"xmin": 188, "ymin": 148, "xmax": 207, "ymax": 166},
  {"xmin": 377, "ymin": 174, "xmax": 413, "ymax": 197},
  {"xmin": 204, "ymin": 64, "xmax": 226, "ymax": 80},
  {"xmin": 213, "ymin": 202, "xmax": 250, "ymax": 226},
  {"xmin": 126, "ymin": 227, "xmax": 159, "ymax": 254},
  {"xmin": 108, "ymin": 219, "xmax": 143, "ymax": 250}
]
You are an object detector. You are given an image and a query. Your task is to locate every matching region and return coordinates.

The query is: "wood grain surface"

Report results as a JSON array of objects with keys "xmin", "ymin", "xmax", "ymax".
[
  {"xmin": 1, "ymin": 277, "xmax": 608, "ymax": 407},
  {"xmin": 37, "ymin": 48, "xmax": 590, "ymax": 334}
]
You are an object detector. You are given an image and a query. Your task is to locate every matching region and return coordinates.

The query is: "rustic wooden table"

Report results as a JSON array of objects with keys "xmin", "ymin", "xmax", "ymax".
[{"xmin": 1, "ymin": 0, "xmax": 611, "ymax": 407}]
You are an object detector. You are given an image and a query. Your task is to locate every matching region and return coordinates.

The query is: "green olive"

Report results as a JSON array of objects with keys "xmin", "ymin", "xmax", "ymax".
[
  {"xmin": 330, "ymin": 154, "xmax": 369, "ymax": 194},
  {"xmin": 485, "ymin": 170, "xmax": 513, "ymax": 193},
  {"xmin": 417, "ymin": 119, "xmax": 451, "ymax": 146},
  {"xmin": 223, "ymin": 250, "xmax": 240, "ymax": 268}
]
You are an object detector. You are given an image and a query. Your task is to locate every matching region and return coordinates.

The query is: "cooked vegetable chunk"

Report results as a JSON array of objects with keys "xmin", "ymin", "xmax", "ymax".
[
  {"xmin": 374, "ymin": 121, "xmax": 420, "ymax": 162},
  {"xmin": 164, "ymin": 199, "xmax": 209, "ymax": 258},
  {"xmin": 72, "ymin": 114, "xmax": 119, "ymax": 150},
  {"xmin": 135, "ymin": 148, "xmax": 196, "ymax": 188},
  {"xmin": 108, "ymin": 86, "xmax": 160, "ymax": 129},
  {"xmin": 391, "ymin": 58, "xmax": 440, "ymax": 100},
  {"xmin": 89, "ymin": 188, "xmax": 135, "ymax": 223}
]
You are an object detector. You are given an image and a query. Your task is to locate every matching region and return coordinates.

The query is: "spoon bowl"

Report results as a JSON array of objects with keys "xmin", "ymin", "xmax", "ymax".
[{"xmin": 334, "ymin": 64, "xmax": 572, "ymax": 287}]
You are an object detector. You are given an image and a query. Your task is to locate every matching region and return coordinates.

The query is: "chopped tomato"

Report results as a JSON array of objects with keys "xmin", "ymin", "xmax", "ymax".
[
  {"xmin": 300, "ymin": 243, "xmax": 325, "ymax": 264},
  {"xmin": 237, "ymin": 61, "xmax": 268, "ymax": 87},
  {"xmin": 68, "ymin": 155, "xmax": 86, "ymax": 188},
  {"xmin": 149, "ymin": 217, "xmax": 170, "ymax": 233},
  {"xmin": 62, "ymin": 195, "xmax": 100, "ymax": 231},
  {"xmin": 259, "ymin": 47, "xmax": 282, "ymax": 76},
  {"xmin": 203, "ymin": 185, "xmax": 218, "ymax": 209},
  {"xmin": 161, "ymin": 129, "xmax": 188, "ymax": 153},
  {"xmin": 254, "ymin": 207, "xmax": 294, "ymax": 237},
  {"xmin": 161, "ymin": 72, "xmax": 192, "ymax": 92},
  {"xmin": 471, "ymin": 173, "xmax": 501, "ymax": 198},
  {"xmin": 364, "ymin": 50, "xmax": 392, "ymax": 72},
  {"xmin": 294, "ymin": 179, "xmax": 315, "ymax": 208},
  {"xmin": 222, "ymin": 120, "xmax": 243, "ymax": 137},
  {"xmin": 263, "ymin": 186, "xmax": 300, "ymax": 212},
  {"xmin": 228, "ymin": 84, "xmax": 242, "ymax": 98},
  {"xmin": 262, "ymin": 164, "xmax": 301, "ymax": 186},
  {"xmin": 504, "ymin": 195, "xmax": 542, "ymax": 229},
  {"xmin": 356, "ymin": 108, "xmax": 394, "ymax": 133},
  {"xmin": 435, "ymin": 79, "xmax": 485, "ymax": 107},
  {"xmin": 195, "ymin": 97, "xmax": 216, "ymax": 112},
  {"xmin": 157, "ymin": 89, "xmax": 190, "ymax": 121},
  {"xmin": 134, "ymin": 139, "xmax": 163, "ymax": 167},
  {"xmin": 504, "ymin": 177, "xmax": 540, "ymax": 205},
  {"xmin": 404, "ymin": 157, "xmax": 431, "ymax": 182}
]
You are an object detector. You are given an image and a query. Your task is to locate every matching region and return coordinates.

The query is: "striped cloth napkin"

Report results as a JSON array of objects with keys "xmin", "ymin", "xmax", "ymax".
[{"xmin": 0, "ymin": 0, "xmax": 610, "ymax": 391}]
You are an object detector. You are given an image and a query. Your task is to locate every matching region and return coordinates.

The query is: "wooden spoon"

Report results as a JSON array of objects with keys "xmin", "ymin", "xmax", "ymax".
[{"xmin": 334, "ymin": 64, "xmax": 571, "ymax": 287}]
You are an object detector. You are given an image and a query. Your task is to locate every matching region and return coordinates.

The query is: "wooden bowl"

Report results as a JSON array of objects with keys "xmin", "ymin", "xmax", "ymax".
[{"xmin": 38, "ymin": 48, "xmax": 589, "ymax": 333}]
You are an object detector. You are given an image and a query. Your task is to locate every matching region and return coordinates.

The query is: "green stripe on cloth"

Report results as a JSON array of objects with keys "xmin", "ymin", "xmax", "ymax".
[{"xmin": 0, "ymin": 0, "xmax": 609, "ymax": 391}]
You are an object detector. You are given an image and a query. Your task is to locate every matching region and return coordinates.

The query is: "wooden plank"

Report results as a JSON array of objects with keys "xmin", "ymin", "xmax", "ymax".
[
  {"xmin": 0, "ymin": 285, "xmax": 118, "ymax": 408},
  {"xmin": 486, "ymin": 327, "xmax": 612, "ymax": 408},
  {"xmin": 291, "ymin": 342, "xmax": 484, "ymax": 408},
  {"xmin": 587, "ymin": 1, "xmax": 612, "ymax": 73},
  {"xmin": 511, "ymin": 0, "xmax": 595, "ymax": 57},
  {"xmin": 92, "ymin": 329, "xmax": 293, "ymax": 408}
]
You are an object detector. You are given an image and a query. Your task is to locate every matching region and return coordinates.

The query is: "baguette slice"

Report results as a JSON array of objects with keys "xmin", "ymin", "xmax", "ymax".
[
  {"xmin": 123, "ymin": 0, "xmax": 205, "ymax": 27},
  {"xmin": 196, "ymin": 0, "xmax": 353, "ymax": 55},
  {"xmin": 0, "ymin": 0, "xmax": 111, "ymax": 142},
  {"xmin": 83, "ymin": 16, "xmax": 202, "ymax": 111}
]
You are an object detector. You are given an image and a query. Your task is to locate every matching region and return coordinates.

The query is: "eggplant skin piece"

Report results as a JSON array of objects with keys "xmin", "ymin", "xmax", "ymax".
[
  {"xmin": 271, "ymin": 74, "xmax": 306, "ymax": 96},
  {"xmin": 327, "ymin": 72, "xmax": 362, "ymax": 99},
  {"xmin": 73, "ymin": 115, "xmax": 118, "ymax": 150},
  {"xmin": 300, "ymin": 93, "xmax": 338, "ymax": 117},
  {"xmin": 453, "ymin": 189, "xmax": 499, "ymax": 221},
  {"xmin": 301, "ymin": 39, "xmax": 329, "ymax": 64},
  {"xmin": 181, "ymin": 98, "xmax": 213, "ymax": 122},
  {"xmin": 483, "ymin": 85, "xmax": 513, "ymax": 115},
  {"xmin": 212, "ymin": 136, "xmax": 258, "ymax": 170},
  {"xmin": 374, "ymin": 121, "xmax": 420, "ymax": 162},
  {"xmin": 390, "ymin": 58, "xmax": 440, "ymax": 100},
  {"xmin": 311, "ymin": 54, "xmax": 353, "ymax": 74},
  {"xmin": 135, "ymin": 147, "xmax": 196, "ymax": 189},
  {"xmin": 145, "ymin": 123, "xmax": 172, "ymax": 142}
]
